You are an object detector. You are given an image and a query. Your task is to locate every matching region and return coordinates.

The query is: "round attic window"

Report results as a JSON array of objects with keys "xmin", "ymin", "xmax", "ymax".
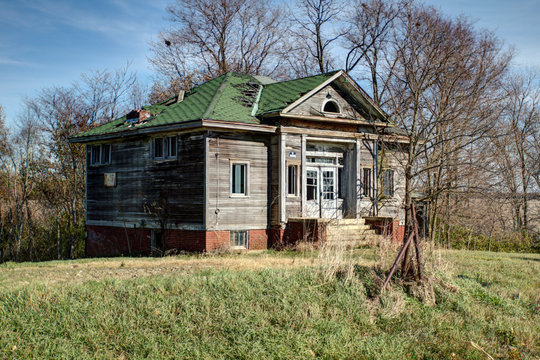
[{"xmin": 322, "ymin": 99, "xmax": 340, "ymax": 113}]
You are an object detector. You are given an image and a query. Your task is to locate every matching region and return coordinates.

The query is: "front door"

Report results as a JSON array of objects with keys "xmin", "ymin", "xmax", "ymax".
[
  {"xmin": 305, "ymin": 166, "xmax": 340, "ymax": 218},
  {"xmin": 320, "ymin": 167, "xmax": 337, "ymax": 218}
]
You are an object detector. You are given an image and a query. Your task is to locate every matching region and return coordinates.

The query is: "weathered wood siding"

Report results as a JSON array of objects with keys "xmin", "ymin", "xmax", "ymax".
[
  {"xmin": 86, "ymin": 132, "xmax": 205, "ymax": 228},
  {"xmin": 288, "ymin": 84, "xmax": 366, "ymax": 120},
  {"xmin": 206, "ymin": 133, "xmax": 270, "ymax": 230},
  {"xmin": 285, "ymin": 133, "xmax": 303, "ymax": 219},
  {"xmin": 357, "ymin": 139, "xmax": 377, "ymax": 218},
  {"xmin": 377, "ymin": 144, "xmax": 407, "ymax": 221},
  {"xmin": 270, "ymin": 135, "xmax": 280, "ymax": 226}
]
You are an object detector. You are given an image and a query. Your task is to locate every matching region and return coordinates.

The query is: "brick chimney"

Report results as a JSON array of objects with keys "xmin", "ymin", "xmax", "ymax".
[{"xmin": 125, "ymin": 109, "xmax": 151, "ymax": 124}]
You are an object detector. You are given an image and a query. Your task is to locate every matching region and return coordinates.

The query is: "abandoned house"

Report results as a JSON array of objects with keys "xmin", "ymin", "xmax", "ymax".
[{"xmin": 71, "ymin": 70, "xmax": 409, "ymax": 256}]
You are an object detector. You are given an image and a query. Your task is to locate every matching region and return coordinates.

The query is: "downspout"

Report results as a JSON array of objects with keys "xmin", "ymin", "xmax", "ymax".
[
  {"xmin": 374, "ymin": 139, "xmax": 378, "ymax": 217},
  {"xmin": 215, "ymin": 136, "xmax": 220, "ymax": 224}
]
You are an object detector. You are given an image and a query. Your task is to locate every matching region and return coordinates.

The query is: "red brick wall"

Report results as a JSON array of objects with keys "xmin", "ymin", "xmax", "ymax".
[
  {"xmin": 364, "ymin": 219, "xmax": 405, "ymax": 243},
  {"xmin": 248, "ymin": 229, "xmax": 268, "ymax": 250},
  {"xmin": 87, "ymin": 225, "xmax": 151, "ymax": 257},
  {"xmin": 268, "ymin": 228, "xmax": 286, "ymax": 248},
  {"xmin": 165, "ymin": 230, "xmax": 206, "ymax": 252},
  {"xmin": 268, "ymin": 220, "xmax": 324, "ymax": 249},
  {"xmin": 205, "ymin": 231, "xmax": 230, "ymax": 251},
  {"xmin": 392, "ymin": 221, "xmax": 405, "ymax": 243},
  {"xmin": 87, "ymin": 225, "xmax": 270, "ymax": 256}
]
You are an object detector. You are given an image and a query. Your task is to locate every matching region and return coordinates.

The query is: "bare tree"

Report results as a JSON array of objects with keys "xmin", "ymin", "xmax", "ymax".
[
  {"xmin": 149, "ymin": 0, "xmax": 286, "ymax": 83},
  {"xmin": 490, "ymin": 70, "xmax": 540, "ymax": 233},
  {"xmin": 289, "ymin": 0, "xmax": 343, "ymax": 76},
  {"xmin": 346, "ymin": 1, "xmax": 511, "ymax": 276},
  {"xmin": 343, "ymin": 0, "xmax": 406, "ymax": 105}
]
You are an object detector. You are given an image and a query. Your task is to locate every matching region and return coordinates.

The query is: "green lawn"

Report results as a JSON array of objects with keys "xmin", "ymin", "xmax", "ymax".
[{"xmin": 0, "ymin": 249, "xmax": 538, "ymax": 359}]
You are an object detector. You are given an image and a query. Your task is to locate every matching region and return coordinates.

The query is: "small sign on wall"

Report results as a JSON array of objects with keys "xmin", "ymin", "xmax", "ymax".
[
  {"xmin": 289, "ymin": 151, "xmax": 297, "ymax": 159},
  {"xmin": 104, "ymin": 173, "xmax": 117, "ymax": 187}
]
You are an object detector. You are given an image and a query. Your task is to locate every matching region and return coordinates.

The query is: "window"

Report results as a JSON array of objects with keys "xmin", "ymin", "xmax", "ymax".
[
  {"xmin": 306, "ymin": 170, "xmax": 318, "ymax": 201},
  {"xmin": 287, "ymin": 164, "xmax": 298, "ymax": 196},
  {"xmin": 322, "ymin": 170, "xmax": 335, "ymax": 200},
  {"xmin": 322, "ymin": 100, "xmax": 340, "ymax": 113},
  {"xmin": 90, "ymin": 144, "xmax": 111, "ymax": 165},
  {"xmin": 153, "ymin": 136, "xmax": 177, "ymax": 160},
  {"xmin": 231, "ymin": 162, "xmax": 248, "ymax": 195},
  {"xmin": 382, "ymin": 169, "xmax": 394, "ymax": 197},
  {"xmin": 230, "ymin": 230, "xmax": 248, "ymax": 248},
  {"xmin": 362, "ymin": 168, "xmax": 372, "ymax": 197}
]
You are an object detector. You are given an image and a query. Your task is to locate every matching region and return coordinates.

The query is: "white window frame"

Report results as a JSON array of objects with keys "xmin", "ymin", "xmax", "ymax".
[
  {"xmin": 321, "ymin": 99, "xmax": 341, "ymax": 115},
  {"xmin": 152, "ymin": 135, "xmax": 177, "ymax": 160},
  {"xmin": 89, "ymin": 144, "xmax": 111, "ymax": 166},
  {"xmin": 230, "ymin": 230, "xmax": 248, "ymax": 249},
  {"xmin": 230, "ymin": 161, "xmax": 249, "ymax": 197},
  {"xmin": 287, "ymin": 163, "xmax": 299, "ymax": 197}
]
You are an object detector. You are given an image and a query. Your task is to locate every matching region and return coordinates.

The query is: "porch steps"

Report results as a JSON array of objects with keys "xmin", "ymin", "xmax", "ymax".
[{"xmin": 324, "ymin": 218, "xmax": 382, "ymax": 247}]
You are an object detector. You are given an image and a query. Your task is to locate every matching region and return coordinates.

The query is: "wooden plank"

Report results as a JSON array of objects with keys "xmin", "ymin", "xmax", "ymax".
[{"xmin": 205, "ymin": 133, "xmax": 270, "ymax": 230}]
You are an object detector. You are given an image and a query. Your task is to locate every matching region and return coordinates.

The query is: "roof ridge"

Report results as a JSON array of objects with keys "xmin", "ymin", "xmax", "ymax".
[
  {"xmin": 266, "ymin": 70, "xmax": 340, "ymax": 87},
  {"xmin": 202, "ymin": 72, "xmax": 232, "ymax": 119}
]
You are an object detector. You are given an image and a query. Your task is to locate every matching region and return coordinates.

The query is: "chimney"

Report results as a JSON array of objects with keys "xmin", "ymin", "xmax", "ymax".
[
  {"xmin": 177, "ymin": 90, "xmax": 185, "ymax": 103},
  {"xmin": 125, "ymin": 109, "xmax": 151, "ymax": 124},
  {"xmin": 139, "ymin": 110, "xmax": 151, "ymax": 122}
]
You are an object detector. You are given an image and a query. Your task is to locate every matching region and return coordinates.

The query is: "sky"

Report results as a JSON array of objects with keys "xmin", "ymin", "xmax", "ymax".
[{"xmin": 1, "ymin": 0, "xmax": 539, "ymax": 126}]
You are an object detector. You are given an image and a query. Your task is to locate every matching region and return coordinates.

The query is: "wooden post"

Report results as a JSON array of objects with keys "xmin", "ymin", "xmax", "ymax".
[
  {"xmin": 412, "ymin": 205, "xmax": 422, "ymax": 279},
  {"xmin": 381, "ymin": 231, "xmax": 414, "ymax": 293}
]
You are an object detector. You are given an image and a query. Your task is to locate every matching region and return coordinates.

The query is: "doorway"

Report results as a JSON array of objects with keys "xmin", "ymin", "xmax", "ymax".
[{"xmin": 305, "ymin": 157, "xmax": 343, "ymax": 218}]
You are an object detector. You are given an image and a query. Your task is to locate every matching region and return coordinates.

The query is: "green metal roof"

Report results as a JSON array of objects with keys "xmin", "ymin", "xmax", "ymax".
[
  {"xmin": 72, "ymin": 71, "xmax": 340, "ymax": 140},
  {"xmin": 256, "ymin": 71, "xmax": 338, "ymax": 115}
]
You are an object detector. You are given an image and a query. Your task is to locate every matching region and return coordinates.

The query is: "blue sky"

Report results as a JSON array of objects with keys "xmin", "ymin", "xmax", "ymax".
[{"xmin": 1, "ymin": 0, "xmax": 539, "ymax": 125}]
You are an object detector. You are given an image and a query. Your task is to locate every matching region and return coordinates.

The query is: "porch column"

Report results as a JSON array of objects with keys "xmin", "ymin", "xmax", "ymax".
[
  {"xmin": 355, "ymin": 139, "xmax": 362, "ymax": 219},
  {"xmin": 278, "ymin": 131, "xmax": 286, "ymax": 224}
]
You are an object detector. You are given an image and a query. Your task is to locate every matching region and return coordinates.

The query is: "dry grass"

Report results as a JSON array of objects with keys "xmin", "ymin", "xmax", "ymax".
[
  {"xmin": 0, "ymin": 252, "xmax": 321, "ymax": 290},
  {"xmin": 0, "ymin": 248, "xmax": 538, "ymax": 359}
]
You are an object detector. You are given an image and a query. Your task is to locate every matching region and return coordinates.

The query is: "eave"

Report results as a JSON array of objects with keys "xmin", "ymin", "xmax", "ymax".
[
  {"xmin": 69, "ymin": 119, "xmax": 277, "ymax": 143},
  {"xmin": 276, "ymin": 113, "xmax": 390, "ymax": 127}
]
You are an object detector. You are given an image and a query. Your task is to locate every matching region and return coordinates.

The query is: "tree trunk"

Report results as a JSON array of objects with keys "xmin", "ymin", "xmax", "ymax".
[
  {"xmin": 57, "ymin": 220, "xmax": 62, "ymax": 260},
  {"xmin": 70, "ymin": 234, "xmax": 75, "ymax": 260}
]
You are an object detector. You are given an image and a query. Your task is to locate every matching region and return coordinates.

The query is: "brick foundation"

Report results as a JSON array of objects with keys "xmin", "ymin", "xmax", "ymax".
[
  {"xmin": 392, "ymin": 221, "xmax": 406, "ymax": 243},
  {"xmin": 86, "ymin": 225, "xmax": 270, "ymax": 257},
  {"xmin": 364, "ymin": 219, "xmax": 405, "ymax": 243},
  {"xmin": 86, "ymin": 219, "xmax": 405, "ymax": 257},
  {"xmin": 86, "ymin": 225, "xmax": 152, "ymax": 257},
  {"xmin": 268, "ymin": 219, "xmax": 325, "ymax": 249}
]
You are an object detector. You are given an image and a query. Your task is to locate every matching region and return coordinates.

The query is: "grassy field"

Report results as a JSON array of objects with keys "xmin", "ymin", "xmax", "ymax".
[{"xmin": 0, "ymin": 248, "xmax": 538, "ymax": 359}]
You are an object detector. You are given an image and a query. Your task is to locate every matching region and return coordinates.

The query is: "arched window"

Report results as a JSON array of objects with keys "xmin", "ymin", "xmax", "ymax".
[{"xmin": 322, "ymin": 100, "xmax": 340, "ymax": 113}]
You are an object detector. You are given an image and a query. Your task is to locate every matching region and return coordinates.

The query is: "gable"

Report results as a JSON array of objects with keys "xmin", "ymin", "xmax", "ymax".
[
  {"xmin": 285, "ymin": 84, "xmax": 367, "ymax": 120},
  {"xmin": 280, "ymin": 72, "xmax": 387, "ymax": 123}
]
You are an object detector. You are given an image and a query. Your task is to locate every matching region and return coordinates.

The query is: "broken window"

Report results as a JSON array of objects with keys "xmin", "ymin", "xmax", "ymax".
[
  {"xmin": 231, "ymin": 162, "xmax": 248, "ymax": 195},
  {"xmin": 90, "ymin": 144, "xmax": 111, "ymax": 166},
  {"xmin": 362, "ymin": 168, "xmax": 372, "ymax": 197},
  {"xmin": 323, "ymin": 100, "xmax": 340, "ymax": 113},
  {"xmin": 153, "ymin": 136, "xmax": 177, "ymax": 160},
  {"xmin": 382, "ymin": 169, "xmax": 394, "ymax": 197}
]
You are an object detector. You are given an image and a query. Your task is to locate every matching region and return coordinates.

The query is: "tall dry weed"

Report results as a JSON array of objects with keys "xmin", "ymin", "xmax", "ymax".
[{"xmin": 317, "ymin": 239, "xmax": 356, "ymax": 282}]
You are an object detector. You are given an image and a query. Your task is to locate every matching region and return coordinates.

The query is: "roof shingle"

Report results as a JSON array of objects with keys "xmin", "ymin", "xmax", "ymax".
[{"xmin": 72, "ymin": 71, "xmax": 339, "ymax": 140}]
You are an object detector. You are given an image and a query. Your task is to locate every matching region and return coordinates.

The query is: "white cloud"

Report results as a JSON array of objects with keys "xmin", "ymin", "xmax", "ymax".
[{"xmin": 0, "ymin": 56, "xmax": 33, "ymax": 66}]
